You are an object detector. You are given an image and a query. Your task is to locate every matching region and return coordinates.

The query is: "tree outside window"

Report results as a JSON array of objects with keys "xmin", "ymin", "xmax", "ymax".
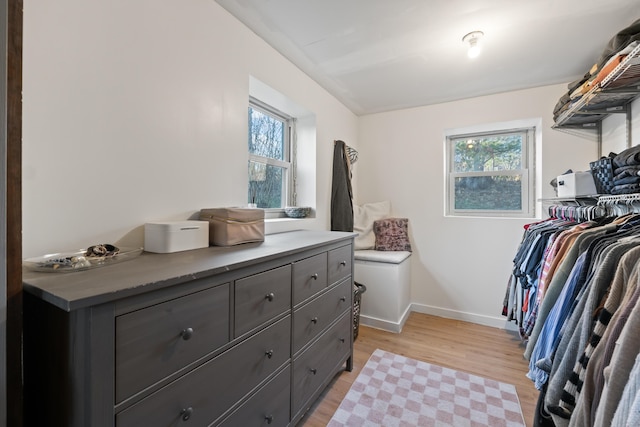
[
  {"xmin": 447, "ymin": 127, "xmax": 535, "ymax": 217},
  {"xmin": 248, "ymin": 100, "xmax": 293, "ymax": 209}
]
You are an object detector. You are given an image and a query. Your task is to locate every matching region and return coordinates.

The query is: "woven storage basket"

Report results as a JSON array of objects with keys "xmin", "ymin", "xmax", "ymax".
[
  {"xmin": 590, "ymin": 158, "xmax": 615, "ymax": 195},
  {"xmin": 353, "ymin": 282, "xmax": 367, "ymax": 340},
  {"xmin": 199, "ymin": 208, "xmax": 264, "ymax": 246}
]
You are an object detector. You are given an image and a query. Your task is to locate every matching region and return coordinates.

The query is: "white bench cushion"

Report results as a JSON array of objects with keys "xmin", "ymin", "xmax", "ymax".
[{"xmin": 354, "ymin": 250, "xmax": 411, "ymax": 264}]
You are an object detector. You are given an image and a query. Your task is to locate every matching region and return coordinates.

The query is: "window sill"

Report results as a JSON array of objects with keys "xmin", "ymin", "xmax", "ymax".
[
  {"xmin": 265, "ymin": 216, "xmax": 314, "ymax": 236},
  {"xmin": 265, "ymin": 217, "xmax": 314, "ymax": 223}
]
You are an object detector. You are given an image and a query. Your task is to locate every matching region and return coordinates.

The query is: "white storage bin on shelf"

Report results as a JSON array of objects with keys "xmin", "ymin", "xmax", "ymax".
[
  {"xmin": 353, "ymin": 250, "xmax": 411, "ymax": 333},
  {"xmin": 556, "ymin": 172, "xmax": 597, "ymax": 198}
]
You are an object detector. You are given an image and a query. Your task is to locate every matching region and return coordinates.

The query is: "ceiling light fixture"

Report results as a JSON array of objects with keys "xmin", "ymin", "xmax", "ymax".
[{"xmin": 462, "ymin": 31, "xmax": 484, "ymax": 59}]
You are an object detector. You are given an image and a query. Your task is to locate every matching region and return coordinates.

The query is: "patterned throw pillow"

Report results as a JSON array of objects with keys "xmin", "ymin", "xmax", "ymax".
[{"xmin": 373, "ymin": 218, "xmax": 411, "ymax": 251}]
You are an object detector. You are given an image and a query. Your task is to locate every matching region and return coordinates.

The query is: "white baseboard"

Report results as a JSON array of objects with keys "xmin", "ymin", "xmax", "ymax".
[
  {"xmin": 410, "ymin": 303, "xmax": 519, "ymax": 330},
  {"xmin": 359, "ymin": 304, "xmax": 412, "ymax": 333},
  {"xmin": 359, "ymin": 303, "xmax": 520, "ymax": 333}
]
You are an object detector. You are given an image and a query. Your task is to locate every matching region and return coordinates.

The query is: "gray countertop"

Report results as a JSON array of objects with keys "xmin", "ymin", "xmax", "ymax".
[{"xmin": 23, "ymin": 230, "xmax": 355, "ymax": 312}]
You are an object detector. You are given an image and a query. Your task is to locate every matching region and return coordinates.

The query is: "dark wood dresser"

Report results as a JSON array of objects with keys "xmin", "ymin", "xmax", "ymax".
[{"xmin": 23, "ymin": 230, "xmax": 355, "ymax": 427}]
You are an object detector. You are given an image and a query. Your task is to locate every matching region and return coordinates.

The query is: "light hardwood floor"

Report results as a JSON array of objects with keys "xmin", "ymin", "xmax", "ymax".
[{"xmin": 298, "ymin": 312, "xmax": 539, "ymax": 427}]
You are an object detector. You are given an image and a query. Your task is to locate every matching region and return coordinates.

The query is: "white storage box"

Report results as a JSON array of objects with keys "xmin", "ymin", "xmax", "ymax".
[
  {"xmin": 557, "ymin": 172, "xmax": 597, "ymax": 198},
  {"xmin": 144, "ymin": 221, "xmax": 209, "ymax": 253},
  {"xmin": 354, "ymin": 250, "xmax": 412, "ymax": 333}
]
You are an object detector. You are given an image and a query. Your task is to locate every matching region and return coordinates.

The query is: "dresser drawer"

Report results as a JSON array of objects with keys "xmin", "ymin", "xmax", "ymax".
[
  {"xmin": 293, "ymin": 278, "xmax": 352, "ymax": 354},
  {"xmin": 117, "ymin": 315, "xmax": 291, "ymax": 427},
  {"xmin": 115, "ymin": 284, "xmax": 230, "ymax": 403},
  {"xmin": 218, "ymin": 367, "xmax": 290, "ymax": 427},
  {"xmin": 293, "ymin": 252, "xmax": 328, "ymax": 305},
  {"xmin": 235, "ymin": 265, "xmax": 292, "ymax": 337},
  {"xmin": 292, "ymin": 312, "xmax": 351, "ymax": 416},
  {"xmin": 328, "ymin": 244, "xmax": 352, "ymax": 286}
]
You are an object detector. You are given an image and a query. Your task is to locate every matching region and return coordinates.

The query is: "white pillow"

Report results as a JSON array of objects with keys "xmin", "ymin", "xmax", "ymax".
[{"xmin": 353, "ymin": 201, "xmax": 391, "ymax": 250}]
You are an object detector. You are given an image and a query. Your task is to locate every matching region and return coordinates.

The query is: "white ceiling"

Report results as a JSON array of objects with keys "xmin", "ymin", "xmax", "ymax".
[{"xmin": 216, "ymin": 0, "xmax": 640, "ymax": 116}]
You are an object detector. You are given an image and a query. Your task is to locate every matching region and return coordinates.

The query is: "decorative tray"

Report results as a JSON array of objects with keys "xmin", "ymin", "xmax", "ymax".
[{"xmin": 23, "ymin": 246, "xmax": 143, "ymax": 273}]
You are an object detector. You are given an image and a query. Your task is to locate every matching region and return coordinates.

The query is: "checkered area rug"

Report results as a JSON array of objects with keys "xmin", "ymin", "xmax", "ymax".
[{"xmin": 328, "ymin": 349, "xmax": 526, "ymax": 427}]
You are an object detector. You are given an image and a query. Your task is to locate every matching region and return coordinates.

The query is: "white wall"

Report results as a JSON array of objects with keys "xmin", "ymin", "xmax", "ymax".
[
  {"xmin": 602, "ymin": 97, "xmax": 640, "ymax": 155},
  {"xmin": 357, "ymin": 84, "xmax": 598, "ymax": 328},
  {"xmin": 23, "ymin": 0, "xmax": 632, "ymax": 330},
  {"xmin": 22, "ymin": 0, "xmax": 358, "ymax": 258}
]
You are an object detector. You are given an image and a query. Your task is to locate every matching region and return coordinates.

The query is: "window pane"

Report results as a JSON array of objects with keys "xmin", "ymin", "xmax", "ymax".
[
  {"xmin": 453, "ymin": 134, "xmax": 522, "ymax": 172},
  {"xmin": 248, "ymin": 161, "xmax": 284, "ymax": 208},
  {"xmin": 248, "ymin": 107, "xmax": 285, "ymax": 161},
  {"xmin": 454, "ymin": 175, "xmax": 522, "ymax": 210}
]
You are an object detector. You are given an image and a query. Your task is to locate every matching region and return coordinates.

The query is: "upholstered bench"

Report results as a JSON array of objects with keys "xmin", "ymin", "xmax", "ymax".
[{"xmin": 354, "ymin": 249, "xmax": 412, "ymax": 333}]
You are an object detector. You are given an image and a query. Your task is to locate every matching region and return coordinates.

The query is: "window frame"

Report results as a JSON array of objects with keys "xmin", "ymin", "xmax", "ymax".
[
  {"xmin": 445, "ymin": 126, "xmax": 536, "ymax": 218},
  {"xmin": 248, "ymin": 97, "xmax": 296, "ymax": 215}
]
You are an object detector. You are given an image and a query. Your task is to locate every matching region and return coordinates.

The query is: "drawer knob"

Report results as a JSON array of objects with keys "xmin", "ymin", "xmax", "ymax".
[
  {"xmin": 265, "ymin": 415, "xmax": 274, "ymax": 424},
  {"xmin": 311, "ymin": 273, "xmax": 319, "ymax": 280},
  {"xmin": 340, "ymin": 261, "xmax": 347, "ymax": 266},
  {"xmin": 310, "ymin": 368, "xmax": 317, "ymax": 375},
  {"xmin": 340, "ymin": 338, "xmax": 346, "ymax": 343},
  {"xmin": 180, "ymin": 406, "xmax": 194, "ymax": 421},
  {"xmin": 181, "ymin": 327, "xmax": 194, "ymax": 341},
  {"xmin": 265, "ymin": 349, "xmax": 274, "ymax": 359},
  {"xmin": 340, "ymin": 296, "xmax": 346, "ymax": 302},
  {"xmin": 311, "ymin": 317, "xmax": 318, "ymax": 324},
  {"xmin": 265, "ymin": 293, "xmax": 275, "ymax": 302}
]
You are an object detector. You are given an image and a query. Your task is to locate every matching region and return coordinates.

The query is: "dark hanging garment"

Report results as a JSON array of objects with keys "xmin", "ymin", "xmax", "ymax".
[{"xmin": 331, "ymin": 140, "xmax": 354, "ymax": 232}]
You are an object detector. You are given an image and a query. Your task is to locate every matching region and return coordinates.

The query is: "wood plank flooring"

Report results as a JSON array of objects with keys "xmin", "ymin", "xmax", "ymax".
[{"xmin": 298, "ymin": 312, "xmax": 539, "ymax": 427}]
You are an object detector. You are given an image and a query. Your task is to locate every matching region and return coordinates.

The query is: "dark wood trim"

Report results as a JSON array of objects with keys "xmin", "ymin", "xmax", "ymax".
[{"xmin": 6, "ymin": 0, "xmax": 22, "ymax": 426}]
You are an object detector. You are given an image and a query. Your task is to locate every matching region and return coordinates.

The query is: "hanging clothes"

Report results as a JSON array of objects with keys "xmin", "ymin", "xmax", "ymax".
[
  {"xmin": 330, "ymin": 140, "xmax": 354, "ymax": 232},
  {"xmin": 545, "ymin": 243, "xmax": 640, "ymax": 426},
  {"xmin": 505, "ymin": 197, "xmax": 640, "ymax": 427},
  {"xmin": 610, "ymin": 353, "xmax": 640, "ymax": 426},
  {"xmin": 502, "ymin": 216, "xmax": 590, "ymax": 337}
]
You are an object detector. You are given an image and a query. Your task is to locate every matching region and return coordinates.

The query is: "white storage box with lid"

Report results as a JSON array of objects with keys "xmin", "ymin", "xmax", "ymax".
[
  {"xmin": 353, "ymin": 250, "xmax": 412, "ymax": 333},
  {"xmin": 557, "ymin": 172, "xmax": 598, "ymax": 198},
  {"xmin": 144, "ymin": 220, "xmax": 209, "ymax": 253}
]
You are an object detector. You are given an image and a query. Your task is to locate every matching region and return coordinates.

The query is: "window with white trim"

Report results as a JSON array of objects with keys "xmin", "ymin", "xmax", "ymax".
[
  {"xmin": 446, "ymin": 126, "xmax": 535, "ymax": 218},
  {"xmin": 248, "ymin": 97, "xmax": 296, "ymax": 210}
]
